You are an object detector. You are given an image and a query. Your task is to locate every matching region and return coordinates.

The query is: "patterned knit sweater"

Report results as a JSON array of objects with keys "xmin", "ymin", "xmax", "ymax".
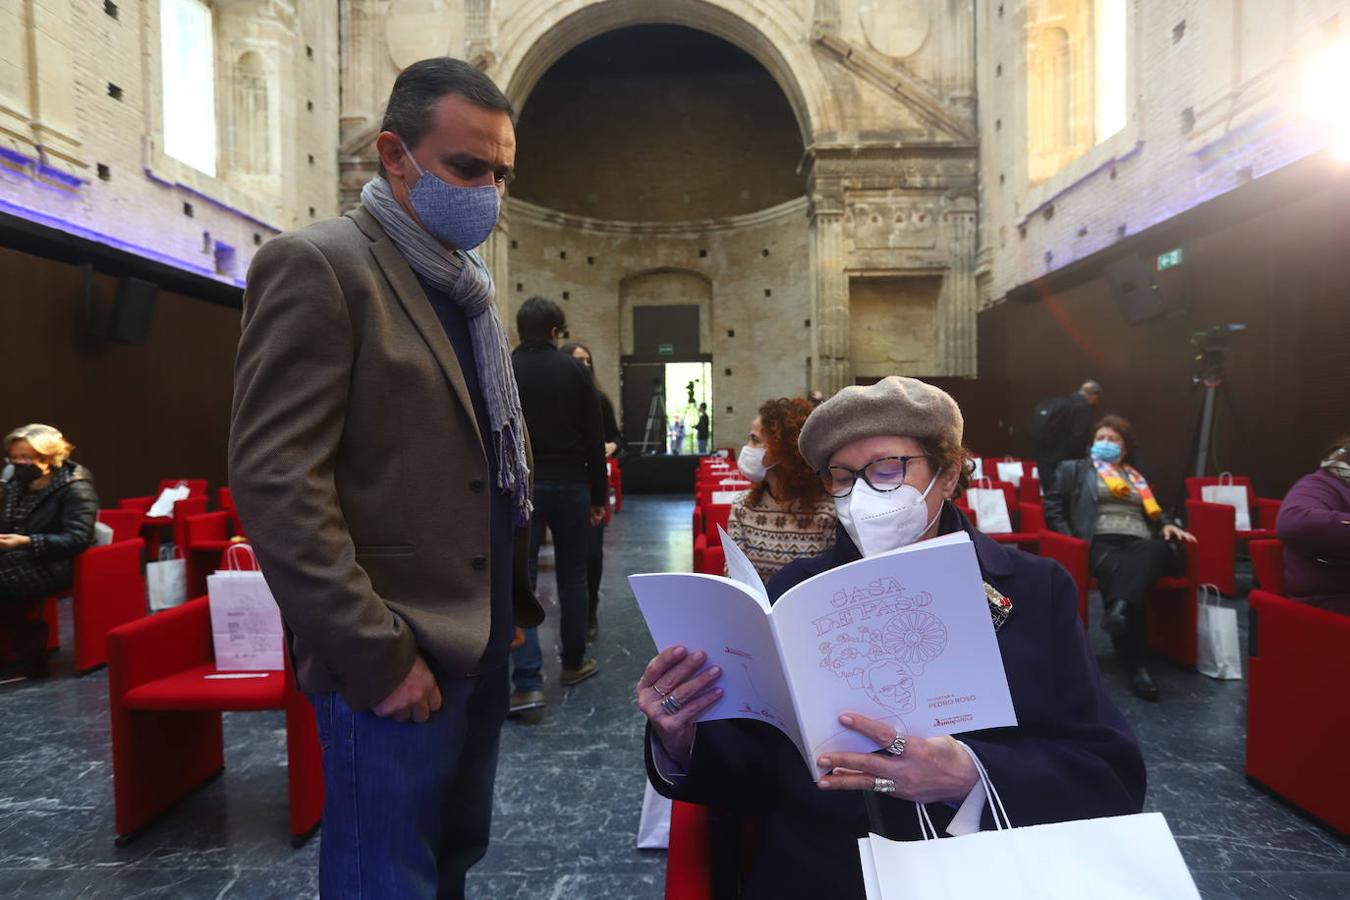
[{"xmin": 726, "ymin": 490, "xmax": 837, "ymax": 583}]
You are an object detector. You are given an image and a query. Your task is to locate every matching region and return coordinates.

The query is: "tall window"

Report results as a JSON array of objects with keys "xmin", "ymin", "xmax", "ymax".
[
  {"xmin": 160, "ymin": 0, "xmax": 217, "ymax": 176},
  {"xmin": 1027, "ymin": 0, "xmax": 1127, "ymax": 184},
  {"xmin": 231, "ymin": 52, "xmax": 271, "ymax": 174}
]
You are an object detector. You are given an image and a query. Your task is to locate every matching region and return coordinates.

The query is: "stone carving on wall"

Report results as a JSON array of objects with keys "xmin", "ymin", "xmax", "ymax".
[
  {"xmin": 386, "ymin": 0, "xmax": 466, "ymax": 68},
  {"xmin": 846, "ymin": 196, "xmax": 942, "ymax": 251},
  {"xmin": 858, "ymin": 0, "xmax": 931, "ymax": 59}
]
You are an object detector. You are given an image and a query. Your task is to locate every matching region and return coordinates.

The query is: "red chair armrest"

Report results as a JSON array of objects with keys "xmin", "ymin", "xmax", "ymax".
[
  {"xmin": 107, "ymin": 596, "xmax": 214, "ymax": 695},
  {"xmin": 1256, "ymin": 497, "xmax": 1281, "ymax": 530},
  {"xmin": 119, "ymin": 496, "xmax": 154, "ymax": 513},
  {"xmin": 1037, "ymin": 530, "xmax": 1089, "ymax": 625}
]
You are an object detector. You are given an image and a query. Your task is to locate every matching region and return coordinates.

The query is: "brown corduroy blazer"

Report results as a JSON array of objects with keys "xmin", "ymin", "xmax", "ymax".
[{"xmin": 229, "ymin": 206, "xmax": 543, "ymax": 710}]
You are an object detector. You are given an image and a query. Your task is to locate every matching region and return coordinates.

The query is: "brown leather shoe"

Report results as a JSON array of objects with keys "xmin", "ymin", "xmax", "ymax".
[
  {"xmin": 508, "ymin": 690, "xmax": 545, "ymax": 714},
  {"xmin": 559, "ymin": 658, "xmax": 599, "ymax": 686}
]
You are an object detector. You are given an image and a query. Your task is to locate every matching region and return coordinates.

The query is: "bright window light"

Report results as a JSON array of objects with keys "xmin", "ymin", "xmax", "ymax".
[
  {"xmin": 160, "ymin": 0, "xmax": 217, "ymax": 176},
  {"xmin": 1094, "ymin": 0, "xmax": 1127, "ymax": 142},
  {"xmin": 1302, "ymin": 40, "xmax": 1350, "ymax": 161}
]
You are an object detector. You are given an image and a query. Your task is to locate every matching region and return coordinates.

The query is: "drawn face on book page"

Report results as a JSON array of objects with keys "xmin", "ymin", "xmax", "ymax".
[{"xmin": 863, "ymin": 660, "xmax": 917, "ymax": 715}]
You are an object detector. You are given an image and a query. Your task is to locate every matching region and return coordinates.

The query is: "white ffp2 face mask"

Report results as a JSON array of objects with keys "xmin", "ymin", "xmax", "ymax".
[
  {"xmin": 737, "ymin": 445, "xmax": 771, "ymax": 482},
  {"xmin": 835, "ymin": 471, "xmax": 941, "ymax": 557}
]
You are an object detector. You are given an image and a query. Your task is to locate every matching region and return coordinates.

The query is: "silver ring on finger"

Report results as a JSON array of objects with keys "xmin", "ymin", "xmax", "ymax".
[
  {"xmin": 660, "ymin": 694, "xmax": 683, "ymax": 715},
  {"xmin": 872, "ymin": 777, "xmax": 896, "ymax": 794},
  {"xmin": 884, "ymin": 733, "xmax": 907, "ymax": 756}
]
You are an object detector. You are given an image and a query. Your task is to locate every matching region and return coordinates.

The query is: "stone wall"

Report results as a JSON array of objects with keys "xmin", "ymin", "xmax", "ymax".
[
  {"xmin": 507, "ymin": 196, "xmax": 813, "ymax": 439},
  {"xmin": 976, "ymin": 0, "xmax": 1348, "ymax": 304},
  {"xmin": 0, "ymin": 0, "xmax": 339, "ymax": 286}
]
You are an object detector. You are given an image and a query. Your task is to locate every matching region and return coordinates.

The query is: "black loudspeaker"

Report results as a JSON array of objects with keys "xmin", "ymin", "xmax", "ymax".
[
  {"xmin": 1104, "ymin": 254, "xmax": 1169, "ymax": 325},
  {"xmin": 107, "ymin": 277, "xmax": 159, "ymax": 343}
]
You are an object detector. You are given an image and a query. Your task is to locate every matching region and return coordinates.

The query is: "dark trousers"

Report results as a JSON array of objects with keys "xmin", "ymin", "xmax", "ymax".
[
  {"xmin": 513, "ymin": 481, "xmax": 590, "ymax": 686},
  {"xmin": 308, "ymin": 663, "xmax": 509, "ymax": 899},
  {"xmin": 586, "ymin": 520, "xmax": 605, "ymax": 625},
  {"xmin": 1090, "ymin": 534, "xmax": 1175, "ymax": 667}
]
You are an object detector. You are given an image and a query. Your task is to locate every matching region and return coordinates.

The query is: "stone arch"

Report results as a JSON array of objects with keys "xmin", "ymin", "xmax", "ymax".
[
  {"xmin": 491, "ymin": 0, "xmax": 834, "ymax": 145},
  {"xmin": 230, "ymin": 50, "xmax": 273, "ymax": 175},
  {"xmin": 618, "ymin": 267, "xmax": 714, "ymax": 356}
]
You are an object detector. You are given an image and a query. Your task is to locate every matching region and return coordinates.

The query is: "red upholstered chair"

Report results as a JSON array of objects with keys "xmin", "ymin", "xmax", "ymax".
[
  {"xmin": 607, "ymin": 459, "xmax": 624, "ymax": 513},
  {"xmin": 120, "ymin": 486, "xmax": 208, "ymax": 559},
  {"xmin": 664, "ymin": 800, "xmax": 764, "ymax": 899},
  {"xmin": 1247, "ymin": 540, "xmax": 1287, "ymax": 594},
  {"xmin": 702, "ymin": 504, "xmax": 732, "ymax": 543},
  {"xmin": 1246, "ymin": 589, "xmax": 1350, "ymax": 836},
  {"xmin": 41, "ymin": 538, "xmax": 148, "ymax": 673},
  {"xmin": 183, "ymin": 511, "xmax": 244, "ymax": 598},
  {"xmin": 1036, "ymin": 529, "xmax": 1199, "ymax": 662},
  {"xmin": 98, "ymin": 508, "xmax": 144, "ymax": 543},
  {"xmin": 1185, "ymin": 475, "xmax": 1280, "ymax": 538},
  {"xmin": 692, "ymin": 533, "xmax": 725, "ymax": 576},
  {"xmin": 1184, "ymin": 476, "xmax": 1281, "ymax": 586},
  {"xmin": 107, "ymin": 595, "xmax": 322, "ymax": 847}
]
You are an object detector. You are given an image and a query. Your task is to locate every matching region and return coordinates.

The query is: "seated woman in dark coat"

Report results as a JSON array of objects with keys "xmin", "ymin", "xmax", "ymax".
[
  {"xmin": 637, "ymin": 378, "xmax": 1145, "ymax": 900},
  {"xmin": 0, "ymin": 424, "xmax": 99, "ymax": 677},
  {"xmin": 1044, "ymin": 414, "xmax": 1195, "ymax": 701}
]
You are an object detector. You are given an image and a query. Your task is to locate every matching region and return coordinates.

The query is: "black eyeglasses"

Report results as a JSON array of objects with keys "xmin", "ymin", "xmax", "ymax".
[{"xmin": 819, "ymin": 456, "xmax": 930, "ymax": 498}]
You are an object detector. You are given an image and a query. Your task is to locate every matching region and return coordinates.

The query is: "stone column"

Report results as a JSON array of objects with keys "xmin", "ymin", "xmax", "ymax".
[
  {"xmin": 936, "ymin": 204, "xmax": 979, "ymax": 377},
  {"xmin": 485, "ymin": 200, "xmax": 512, "ymax": 332},
  {"xmin": 808, "ymin": 187, "xmax": 850, "ymax": 393}
]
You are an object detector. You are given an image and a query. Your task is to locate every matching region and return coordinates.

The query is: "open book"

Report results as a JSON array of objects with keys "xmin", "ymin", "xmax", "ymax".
[{"xmin": 629, "ymin": 529, "xmax": 1016, "ymax": 778}]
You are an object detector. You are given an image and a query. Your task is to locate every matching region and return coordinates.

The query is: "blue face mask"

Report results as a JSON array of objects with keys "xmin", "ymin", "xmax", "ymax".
[
  {"xmin": 1090, "ymin": 440, "xmax": 1122, "ymax": 463},
  {"xmin": 400, "ymin": 141, "xmax": 501, "ymax": 250}
]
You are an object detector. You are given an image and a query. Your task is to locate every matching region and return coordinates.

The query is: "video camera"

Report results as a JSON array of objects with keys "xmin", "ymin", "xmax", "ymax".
[{"xmin": 1190, "ymin": 323, "xmax": 1245, "ymax": 382}]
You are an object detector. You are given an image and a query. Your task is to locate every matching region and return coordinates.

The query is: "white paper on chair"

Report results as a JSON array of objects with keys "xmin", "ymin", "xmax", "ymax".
[
  {"xmin": 969, "ymin": 457, "xmax": 984, "ymax": 480},
  {"xmin": 207, "ymin": 569, "xmax": 285, "ymax": 671},
  {"xmin": 147, "ymin": 483, "xmax": 191, "ymax": 518},
  {"xmin": 995, "ymin": 461, "xmax": 1023, "ymax": 487},
  {"xmin": 712, "ymin": 489, "xmax": 748, "ymax": 505}
]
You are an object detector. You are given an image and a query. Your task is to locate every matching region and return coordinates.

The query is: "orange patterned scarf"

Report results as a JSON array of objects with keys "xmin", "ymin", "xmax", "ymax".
[{"xmin": 1093, "ymin": 460, "xmax": 1162, "ymax": 520}]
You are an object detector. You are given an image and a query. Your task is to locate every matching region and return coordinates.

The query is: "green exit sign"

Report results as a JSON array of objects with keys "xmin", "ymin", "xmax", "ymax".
[
  {"xmin": 657, "ymin": 343, "xmax": 674, "ymax": 356},
  {"xmin": 1157, "ymin": 248, "xmax": 1184, "ymax": 271}
]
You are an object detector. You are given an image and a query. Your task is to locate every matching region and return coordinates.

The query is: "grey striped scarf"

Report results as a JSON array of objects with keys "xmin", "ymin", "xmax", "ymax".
[{"xmin": 360, "ymin": 175, "xmax": 532, "ymax": 525}]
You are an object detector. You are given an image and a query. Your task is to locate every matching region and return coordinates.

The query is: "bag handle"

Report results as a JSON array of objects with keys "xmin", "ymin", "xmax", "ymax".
[
  {"xmin": 912, "ymin": 749, "xmax": 1012, "ymax": 840},
  {"xmin": 158, "ymin": 544, "xmax": 182, "ymax": 561},
  {"xmin": 223, "ymin": 542, "xmax": 258, "ymax": 572},
  {"xmin": 1198, "ymin": 582, "xmax": 1223, "ymax": 607},
  {"xmin": 1218, "ymin": 472, "xmax": 1233, "ymax": 486},
  {"xmin": 973, "ymin": 476, "xmax": 993, "ymax": 490}
]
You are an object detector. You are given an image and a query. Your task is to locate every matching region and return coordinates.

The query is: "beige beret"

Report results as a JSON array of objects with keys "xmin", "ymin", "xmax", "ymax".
[{"xmin": 798, "ymin": 376, "xmax": 964, "ymax": 470}]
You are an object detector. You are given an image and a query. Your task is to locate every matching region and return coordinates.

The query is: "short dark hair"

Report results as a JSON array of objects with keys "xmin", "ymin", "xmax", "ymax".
[
  {"xmin": 379, "ymin": 58, "xmax": 514, "ymax": 172},
  {"xmin": 517, "ymin": 296, "xmax": 565, "ymax": 343}
]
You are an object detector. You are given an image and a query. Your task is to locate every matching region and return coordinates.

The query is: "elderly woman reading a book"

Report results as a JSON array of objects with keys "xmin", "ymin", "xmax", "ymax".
[{"xmin": 637, "ymin": 377, "xmax": 1144, "ymax": 899}]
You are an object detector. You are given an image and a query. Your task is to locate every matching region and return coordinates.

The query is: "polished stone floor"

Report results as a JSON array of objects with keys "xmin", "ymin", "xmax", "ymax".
[{"xmin": 0, "ymin": 495, "xmax": 1345, "ymax": 898}]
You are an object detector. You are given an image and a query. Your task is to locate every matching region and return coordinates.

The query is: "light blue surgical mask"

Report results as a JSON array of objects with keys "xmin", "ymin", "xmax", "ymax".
[
  {"xmin": 400, "ymin": 140, "xmax": 501, "ymax": 250},
  {"xmin": 1090, "ymin": 440, "xmax": 1122, "ymax": 463}
]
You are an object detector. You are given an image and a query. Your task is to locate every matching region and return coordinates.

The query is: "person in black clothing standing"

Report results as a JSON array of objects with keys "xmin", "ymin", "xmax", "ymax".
[
  {"xmin": 695, "ymin": 403, "xmax": 710, "ymax": 455},
  {"xmin": 1029, "ymin": 380, "xmax": 1101, "ymax": 490},
  {"xmin": 561, "ymin": 342, "xmax": 622, "ymax": 642},
  {"xmin": 510, "ymin": 299, "xmax": 608, "ymax": 714}
]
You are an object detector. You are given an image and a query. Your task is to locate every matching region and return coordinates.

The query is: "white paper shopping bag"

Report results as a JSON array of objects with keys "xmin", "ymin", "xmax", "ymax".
[
  {"xmin": 207, "ymin": 544, "xmax": 285, "ymax": 671},
  {"xmin": 995, "ymin": 459, "xmax": 1023, "ymax": 487},
  {"xmin": 1201, "ymin": 473, "xmax": 1251, "ymax": 530},
  {"xmin": 967, "ymin": 480, "xmax": 1012, "ymax": 534},
  {"xmin": 147, "ymin": 482, "xmax": 191, "ymax": 518},
  {"xmin": 635, "ymin": 782, "xmax": 672, "ymax": 849},
  {"xmin": 862, "ymin": 758, "xmax": 1200, "ymax": 900},
  {"xmin": 1196, "ymin": 584, "xmax": 1243, "ymax": 680},
  {"xmin": 147, "ymin": 546, "xmax": 187, "ymax": 612}
]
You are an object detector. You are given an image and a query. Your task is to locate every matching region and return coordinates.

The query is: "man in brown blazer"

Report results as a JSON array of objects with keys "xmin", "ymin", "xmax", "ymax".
[{"xmin": 229, "ymin": 58, "xmax": 542, "ymax": 898}]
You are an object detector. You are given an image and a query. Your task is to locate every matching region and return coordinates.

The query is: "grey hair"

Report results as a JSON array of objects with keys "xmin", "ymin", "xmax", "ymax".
[{"xmin": 5, "ymin": 423, "xmax": 74, "ymax": 467}]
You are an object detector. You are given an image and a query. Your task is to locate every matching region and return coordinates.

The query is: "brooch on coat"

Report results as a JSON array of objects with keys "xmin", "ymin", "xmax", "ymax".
[{"xmin": 983, "ymin": 582, "xmax": 1013, "ymax": 632}]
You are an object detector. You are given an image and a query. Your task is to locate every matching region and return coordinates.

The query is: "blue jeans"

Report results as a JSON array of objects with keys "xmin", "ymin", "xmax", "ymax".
[
  {"xmin": 512, "ymin": 481, "xmax": 591, "ymax": 690},
  {"xmin": 308, "ymin": 663, "xmax": 508, "ymax": 899}
]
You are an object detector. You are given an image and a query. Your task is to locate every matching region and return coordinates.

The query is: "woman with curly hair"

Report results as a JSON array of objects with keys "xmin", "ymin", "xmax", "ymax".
[{"xmin": 726, "ymin": 397, "xmax": 836, "ymax": 582}]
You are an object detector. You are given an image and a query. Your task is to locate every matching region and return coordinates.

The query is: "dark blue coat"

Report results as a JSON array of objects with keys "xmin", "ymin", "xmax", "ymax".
[{"xmin": 646, "ymin": 503, "xmax": 1145, "ymax": 899}]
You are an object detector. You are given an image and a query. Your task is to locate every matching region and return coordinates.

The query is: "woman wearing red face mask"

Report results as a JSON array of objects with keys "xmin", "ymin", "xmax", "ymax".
[
  {"xmin": 726, "ymin": 397, "xmax": 836, "ymax": 583},
  {"xmin": 0, "ymin": 423, "xmax": 99, "ymax": 678}
]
